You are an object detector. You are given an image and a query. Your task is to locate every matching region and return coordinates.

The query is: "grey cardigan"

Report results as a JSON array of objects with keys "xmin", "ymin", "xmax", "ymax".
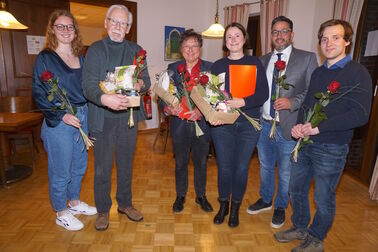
[{"xmin": 82, "ymin": 36, "xmax": 151, "ymax": 133}]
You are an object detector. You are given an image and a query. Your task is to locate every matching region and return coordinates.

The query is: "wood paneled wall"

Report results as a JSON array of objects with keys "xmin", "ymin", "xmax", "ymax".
[
  {"xmin": 0, "ymin": 0, "xmax": 69, "ymax": 97},
  {"xmin": 0, "ymin": 0, "xmax": 137, "ymax": 97}
]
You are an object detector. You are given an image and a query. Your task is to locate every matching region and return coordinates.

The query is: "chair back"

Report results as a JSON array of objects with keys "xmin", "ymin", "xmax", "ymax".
[{"xmin": 0, "ymin": 96, "xmax": 34, "ymax": 113}]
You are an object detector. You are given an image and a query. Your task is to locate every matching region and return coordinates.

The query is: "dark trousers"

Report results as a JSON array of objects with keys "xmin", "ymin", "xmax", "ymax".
[
  {"xmin": 92, "ymin": 116, "xmax": 138, "ymax": 213},
  {"xmin": 171, "ymin": 121, "xmax": 210, "ymax": 197},
  {"xmin": 211, "ymin": 121, "xmax": 260, "ymax": 202}
]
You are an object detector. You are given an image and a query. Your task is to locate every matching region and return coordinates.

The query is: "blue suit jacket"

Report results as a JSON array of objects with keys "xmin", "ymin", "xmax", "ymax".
[{"xmin": 158, "ymin": 59, "xmax": 212, "ymax": 141}]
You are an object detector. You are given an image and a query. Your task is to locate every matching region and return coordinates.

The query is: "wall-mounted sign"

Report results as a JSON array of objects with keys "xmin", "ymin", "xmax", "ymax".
[{"xmin": 26, "ymin": 35, "xmax": 46, "ymax": 55}]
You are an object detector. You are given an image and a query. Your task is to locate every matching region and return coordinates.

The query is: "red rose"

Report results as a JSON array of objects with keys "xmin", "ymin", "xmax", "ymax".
[
  {"xmin": 274, "ymin": 60, "xmax": 286, "ymax": 71},
  {"xmin": 328, "ymin": 81, "xmax": 340, "ymax": 94},
  {"xmin": 138, "ymin": 49, "xmax": 147, "ymax": 58},
  {"xmin": 177, "ymin": 64, "xmax": 185, "ymax": 73},
  {"xmin": 199, "ymin": 75, "xmax": 209, "ymax": 85},
  {"xmin": 40, "ymin": 70, "xmax": 54, "ymax": 82}
]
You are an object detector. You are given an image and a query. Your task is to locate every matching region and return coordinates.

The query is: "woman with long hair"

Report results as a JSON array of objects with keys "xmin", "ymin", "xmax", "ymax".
[
  {"xmin": 32, "ymin": 9, "xmax": 96, "ymax": 231},
  {"xmin": 210, "ymin": 22, "xmax": 269, "ymax": 227}
]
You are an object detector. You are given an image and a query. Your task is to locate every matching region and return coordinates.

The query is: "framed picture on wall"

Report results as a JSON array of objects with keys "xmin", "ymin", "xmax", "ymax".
[{"xmin": 164, "ymin": 26, "xmax": 185, "ymax": 61}]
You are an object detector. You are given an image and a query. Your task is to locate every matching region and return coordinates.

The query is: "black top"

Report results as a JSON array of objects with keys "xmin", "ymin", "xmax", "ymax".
[
  {"xmin": 32, "ymin": 50, "xmax": 85, "ymax": 127},
  {"xmin": 298, "ymin": 61, "xmax": 372, "ymax": 144},
  {"xmin": 211, "ymin": 55, "xmax": 269, "ymax": 122}
]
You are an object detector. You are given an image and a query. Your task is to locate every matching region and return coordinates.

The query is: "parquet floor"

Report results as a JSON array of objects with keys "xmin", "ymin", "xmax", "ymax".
[{"xmin": 0, "ymin": 132, "xmax": 377, "ymax": 252}]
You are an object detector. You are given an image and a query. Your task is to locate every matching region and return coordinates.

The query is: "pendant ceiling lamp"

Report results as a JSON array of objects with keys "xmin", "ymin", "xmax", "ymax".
[
  {"xmin": 0, "ymin": 0, "xmax": 28, "ymax": 30},
  {"xmin": 202, "ymin": 0, "xmax": 224, "ymax": 38}
]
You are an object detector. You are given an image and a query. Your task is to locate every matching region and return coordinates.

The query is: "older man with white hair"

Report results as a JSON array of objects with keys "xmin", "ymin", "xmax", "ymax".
[{"xmin": 82, "ymin": 4, "xmax": 151, "ymax": 231}]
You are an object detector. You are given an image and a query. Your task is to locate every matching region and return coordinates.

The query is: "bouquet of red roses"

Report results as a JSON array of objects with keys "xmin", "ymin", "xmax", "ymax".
[
  {"xmin": 198, "ymin": 71, "xmax": 261, "ymax": 130},
  {"xmin": 128, "ymin": 49, "xmax": 147, "ymax": 128},
  {"xmin": 177, "ymin": 64, "xmax": 204, "ymax": 137},
  {"xmin": 40, "ymin": 70, "xmax": 94, "ymax": 150}
]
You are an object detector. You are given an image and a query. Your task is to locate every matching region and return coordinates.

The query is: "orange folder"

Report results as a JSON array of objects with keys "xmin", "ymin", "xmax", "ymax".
[{"xmin": 229, "ymin": 65, "xmax": 257, "ymax": 98}]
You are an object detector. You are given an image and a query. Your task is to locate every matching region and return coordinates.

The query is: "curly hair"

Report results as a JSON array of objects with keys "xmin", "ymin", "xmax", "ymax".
[
  {"xmin": 43, "ymin": 9, "xmax": 83, "ymax": 56},
  {"xmin": 180, "ymin": 29, "xmax": 203, "ymax": 48}
]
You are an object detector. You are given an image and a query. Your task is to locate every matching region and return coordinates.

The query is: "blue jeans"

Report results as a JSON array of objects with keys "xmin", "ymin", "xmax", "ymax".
[
  {"xmin": 211, "ymin": 121, "xmax": 260, "ymax": 202},
  {"xmin": 289, "ymin": 142, "xmax": 349, "ymax": 240},
  {"xmin": 41, "ymin": 105, "xmax": 89, "ymax": 212},
  {"xmin": 257, "ymin": 121, "xmax": 295, "ymax": 208}
]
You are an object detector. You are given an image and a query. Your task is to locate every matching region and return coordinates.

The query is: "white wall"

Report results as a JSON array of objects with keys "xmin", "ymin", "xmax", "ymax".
[
  {"xmin": 287, "ymin": 0, "xmax": 334, "ymax": 63},
  {"xmin": 134, "ymin": 0, "xmax": 212, "ymax": 130},
  {"xmin": 204, "ymin": 0, "xmax": 261, "ymax": 62}
]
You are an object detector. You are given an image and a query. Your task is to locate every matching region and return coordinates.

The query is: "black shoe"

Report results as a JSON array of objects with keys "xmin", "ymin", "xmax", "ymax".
[
  {"xmin": 271, "ymin": 207, "xmax": 285, "ymax": 228},
  {"xmin": 195, "ymin": 196, "xmax": 213, "ymax": 212},
  {"xmin": 246, "ymin": 198, "xmax": 272, "ymax": 215},
  {"xmin": 213, "ymin": 199, "xmax": 229, "ymax": 224},
  {"xmin": 228, "ymin": 201, "xmax": 241, "ymax": 227},
  {"xmin": 172, "ymin": 196, "xmax": 185, "ymax": 212}
]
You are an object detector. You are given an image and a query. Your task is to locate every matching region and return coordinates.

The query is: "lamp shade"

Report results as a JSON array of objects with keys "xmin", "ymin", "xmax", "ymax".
[
  {"xmin": 202, "ymin": 0, "xmax": 224, "ymax": 38},
  {"xmin": 202, "ymin": 23, "xmax": 225, "ymax": 38},
  {"xmin": 0, "ymin": 10, "xmax": 28, "ymax": 30}
]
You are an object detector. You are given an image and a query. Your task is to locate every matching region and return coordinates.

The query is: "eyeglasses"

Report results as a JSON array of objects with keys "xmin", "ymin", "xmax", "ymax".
[
  {"xmin": 107, "ymin": 18, "xmax": 129, "ymax": 28},
  {"xmin": 53, "ymin": 24, "xmax": 75, "ymax": 32},
  {"xmin": 271, "ymin": 29, "xmax": 291, "ymax": 36},
  {"xmin": 182, "ymin": 45, "xmax": 200, "ymax": 51}
]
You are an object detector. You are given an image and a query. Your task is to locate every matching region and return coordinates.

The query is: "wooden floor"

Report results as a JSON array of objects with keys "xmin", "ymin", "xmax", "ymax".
[{"xmin": 0, "ymin": 132, "xmax": 377, "ymax": 252}]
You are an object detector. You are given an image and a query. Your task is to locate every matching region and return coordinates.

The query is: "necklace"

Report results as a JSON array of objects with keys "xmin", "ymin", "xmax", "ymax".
[{"xmin": 55, "ymin": 49, "xmax": 79, "ymax": 68}]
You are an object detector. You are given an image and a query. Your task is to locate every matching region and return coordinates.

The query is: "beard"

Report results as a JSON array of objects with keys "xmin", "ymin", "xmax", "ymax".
[{"xmin": 109, "ymin": 31, "xmax": 125, "ymax": 42}]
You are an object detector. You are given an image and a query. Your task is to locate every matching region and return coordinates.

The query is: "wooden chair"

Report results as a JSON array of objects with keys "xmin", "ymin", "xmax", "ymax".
[
  {"xmin": 0, "ymin": 96, "xmax": 40, "ymax": 166},
  {"xmin": 153, "ymin": 107, "xmax": 170, "ymax": 154}
]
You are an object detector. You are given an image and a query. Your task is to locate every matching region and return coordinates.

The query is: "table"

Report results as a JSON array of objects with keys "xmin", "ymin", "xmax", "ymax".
[{"xmin": 0, "ymin": 112, "xmax": 43, "ymax": 185}]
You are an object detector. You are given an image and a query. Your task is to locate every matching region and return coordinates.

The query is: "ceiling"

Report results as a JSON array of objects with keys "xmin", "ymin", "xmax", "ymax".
[{"xmin": 70, "ymin": 2, "xmax": 107, "ymax": 28}]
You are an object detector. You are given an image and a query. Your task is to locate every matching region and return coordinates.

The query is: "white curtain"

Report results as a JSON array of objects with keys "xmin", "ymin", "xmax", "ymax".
[
  {"xmin": 332, "ymin": 0, "xmax": 364, "ymax": 56},
  {"xmin": 260, "ymin": 0, "xmax": 288, "ymax": 55},
  {"xmin": 224, "ymin": 3, "xmax": 251, "ymax": 30}
]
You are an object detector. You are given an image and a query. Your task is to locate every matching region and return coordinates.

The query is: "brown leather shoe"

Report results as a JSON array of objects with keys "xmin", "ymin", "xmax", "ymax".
[
  {"xmin": 118, "ymin": 206, "xmax": 143, "ymax": 222},
  {"xmin": 95, "ymin": 212, "xmax": 109, "ymax": 231}
]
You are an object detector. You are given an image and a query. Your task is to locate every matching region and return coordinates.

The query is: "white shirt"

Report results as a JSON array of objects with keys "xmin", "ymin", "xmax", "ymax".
[{"xmin": 262, "ymin": 45, "xmax": 292, "ymax": 121}]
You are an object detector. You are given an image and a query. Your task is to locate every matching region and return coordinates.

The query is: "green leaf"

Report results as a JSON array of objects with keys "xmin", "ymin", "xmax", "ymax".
[
  {"xmin": 47, "ymin": 94, "xmax": 54, "ymax": 102},
  {"xmin": 212, "ymin": 75, "xmax": 219, "ymax": 85},
  {"xmin": 313, "ymin": 103, "xmax": 323, "ymax": 114},
  {"xmin": 314, "ymin": 92, "xmax": 322, "ymax": 99},
  {"xmin": 117, "ymin": 67, "xmax": 126, "ymax": 78},
  {"xmin": 72, "ymin": 106, "xmax": 77, "ymax": 115},
  {"xmin": 311, "ymin": 111, "xmax": 327, "ymax": 127},
  {"xmin": 282, "ymin": 83, "xmax": 290, "ymax": 90},
  {"xmin": 210, "ymin": 96, "xmax": 218, "ymax": 104}
]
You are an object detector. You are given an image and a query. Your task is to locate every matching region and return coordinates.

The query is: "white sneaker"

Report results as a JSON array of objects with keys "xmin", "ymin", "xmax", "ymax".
[
  {"xmin": 56, "ymin": 211, "xmax": 84, "ymax": 231},
  {"xmin": 68, "ymin": 201, "xmax": 97, "ymax": 216}
]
